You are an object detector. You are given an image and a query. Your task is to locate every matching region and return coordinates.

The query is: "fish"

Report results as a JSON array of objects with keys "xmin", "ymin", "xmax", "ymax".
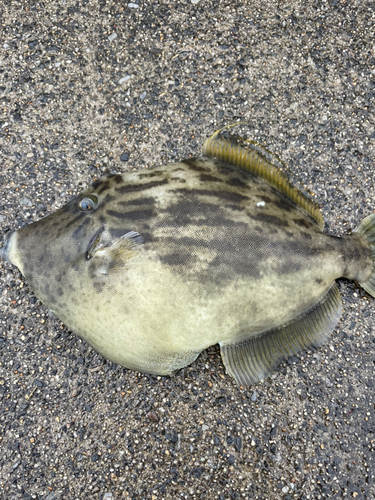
[{"xmin": 1, "ymin": 130, "xmax": 374, "ymax": 386}]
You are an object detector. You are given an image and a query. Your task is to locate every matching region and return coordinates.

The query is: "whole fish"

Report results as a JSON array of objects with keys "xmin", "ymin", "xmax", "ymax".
[{"xmin": 1, "ymin": 131, "xmax": 374, "ymax": 385}]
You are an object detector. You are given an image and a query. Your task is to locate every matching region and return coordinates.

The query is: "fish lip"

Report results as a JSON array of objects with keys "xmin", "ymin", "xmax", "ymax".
[
  {"xmin": 0, "ymin": 230, "xmax": 13, "ymax": 263},
  {"xmin": 86, "ymin": 226, "xmax": 105, "ymax": 260}
]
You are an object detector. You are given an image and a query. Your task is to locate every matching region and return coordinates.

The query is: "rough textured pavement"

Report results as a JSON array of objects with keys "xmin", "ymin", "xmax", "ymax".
[{"xmin": 0, "ymin": 1, "xmax": 374, "ymax": 499}]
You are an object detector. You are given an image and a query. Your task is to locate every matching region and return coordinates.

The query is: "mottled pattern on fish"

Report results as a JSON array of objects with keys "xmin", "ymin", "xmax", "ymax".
[{"xmin": 3, "ymin": 135, "xmax": 375, "ymax": 385}]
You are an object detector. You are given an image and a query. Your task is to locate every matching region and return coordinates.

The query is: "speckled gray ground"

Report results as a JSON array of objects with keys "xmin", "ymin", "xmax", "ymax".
[{"xmin": 0, "ymin": 1, "xmax": 374, "ymax": 499}]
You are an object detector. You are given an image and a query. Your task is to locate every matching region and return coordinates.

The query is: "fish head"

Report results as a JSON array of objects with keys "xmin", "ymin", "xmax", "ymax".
[{"xmin": 1, "ymin": 174, "xmax": 142, "ymax": 307}]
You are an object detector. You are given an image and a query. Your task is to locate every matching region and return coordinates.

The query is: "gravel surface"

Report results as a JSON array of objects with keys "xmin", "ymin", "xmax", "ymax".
[{"xmin": 0, "ymin": 1, "xmax": 374, "ymax": 499}]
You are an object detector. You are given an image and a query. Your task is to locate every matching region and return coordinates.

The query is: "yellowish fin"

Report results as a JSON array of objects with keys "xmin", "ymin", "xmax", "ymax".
[
  {"xmin": 203, "ymin": 127, "xmax": 324, "ymax": 230},
  {"xmin": 220, "ymin": 283, "xmax": 342, "ymax": 385},
  {"xmin": 91, "ymin": 231, "xmax": 144, "ymax": 275}
]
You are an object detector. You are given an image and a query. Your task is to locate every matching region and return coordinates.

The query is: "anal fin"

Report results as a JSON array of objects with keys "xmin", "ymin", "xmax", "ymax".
[{"xmin": 220, "ymin": 283, "xmax": 342, "ymax": 386}]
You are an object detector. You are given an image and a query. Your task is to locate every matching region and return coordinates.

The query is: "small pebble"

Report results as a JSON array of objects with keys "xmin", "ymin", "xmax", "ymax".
[
  {"xmin": 119, "ymin": 75, "xmax": 133, "ymax": 85},
  {"xmin": 251, "ymin": 391, "xmax": 257, "ymax": 402},
  {"xmin": 20, "ymin": 197, "xmax": 33, "ymax": 207},
  {"xmin": 147, "ymin": 411, "xmax": 159, "ymax": 422},
  {"xmin": 325, "ymin": 377, "xmax": 333, "ymax": 387},
  {"xmin": 108, "ymin": 33, "xmax": 117, "ymax": 42}
]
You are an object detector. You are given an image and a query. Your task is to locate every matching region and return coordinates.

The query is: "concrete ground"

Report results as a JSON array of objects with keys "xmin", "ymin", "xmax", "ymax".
[{"xmin": 0, "ymin": 0, "xmax": 374, "ymax": 499}]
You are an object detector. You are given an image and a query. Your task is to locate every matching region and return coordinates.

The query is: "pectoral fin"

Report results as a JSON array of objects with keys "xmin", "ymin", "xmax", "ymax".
[{"xmin": 91, "ymin": 231, "xmax": 144, "ymax": 275}]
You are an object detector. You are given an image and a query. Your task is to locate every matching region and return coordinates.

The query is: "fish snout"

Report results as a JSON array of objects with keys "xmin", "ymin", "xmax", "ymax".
[{"xmin": 0, "ymin": 230, "xmax": 14, "ymax": 263}]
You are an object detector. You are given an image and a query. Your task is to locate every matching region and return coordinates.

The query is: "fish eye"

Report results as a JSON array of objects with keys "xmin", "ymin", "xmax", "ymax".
[{"xmin": 78, "ymin": 194, "xmax": 98, "ymax": 212}]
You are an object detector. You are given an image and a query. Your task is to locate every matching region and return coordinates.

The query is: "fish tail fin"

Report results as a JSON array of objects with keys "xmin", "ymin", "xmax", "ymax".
[{"xmin": 354, "ymin": 213, "xmax": 375, "ymax": 297}]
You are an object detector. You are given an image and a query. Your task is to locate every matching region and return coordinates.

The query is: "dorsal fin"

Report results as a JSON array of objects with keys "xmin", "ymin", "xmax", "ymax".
[{"xmin": 203, "ymin": 129, "xmax": 324, "ymax": 231}]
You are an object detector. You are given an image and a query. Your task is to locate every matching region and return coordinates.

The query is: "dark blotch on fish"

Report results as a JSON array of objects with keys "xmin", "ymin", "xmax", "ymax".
[
  {"xmin": 200, "ymin": 174, "xmax": 224, "ymax": 183},
  {"xmin": 159, "ymin": 252, "xmax": 198, "ymax": 267},
  {"xmin": 227, "ymin": 177, "xmax": 249, "ymax": 189},
  {"xmin": 224, "ymin": 203, "xmax": 243, "ymax": 212},
  {"xmin": 138, "ymin": 171, "xmax": 163, "ymax": 179},
  {"xmin": 106, "ymin": 209, "xmax": 156, "ymax": 221},
  {"xmin": 115, "ymin": 179, "xmax": 169, "ymax": 194},
  {"xmin": 72, "ymin": 219, "xmax": 90, "ymax": 240},
  {"xmin": 176, "ymin": 188, "xmax": 249, "ymax": 204},
  {"xmin": 64, "ymin": 214, "xmax": 85, "ymax": 229},
  {"xmin": 294, "ymin": 217, "xmax": 311, "ymax": 228},
  {"xmin": 109, "ymin": 227, "xmax": 135, "ymax": 239},
  {"xmin": 274, "ymin": 198, "xmax": 294, "ymax": 212},
  {"xmin": 97, "ymin": 181, "xmax": 111, "ymax": 194},
  {"xmin": 253, "ymin": 213, "xmax": 289, "ymax": 227},
  {"xmin": 113, "ymin": 175, "xmax": 125, "ymax": 185},
  {"xmin": 167, "ymin": 231, "xmax": 265, "ymax": 280},
  {"xmin": 140, "ymin": 231, "xmax": 153, "ymax": 243},
  {"xmin": 117, "ymin": 197, "xmax": 157, "ymax": 207},
  {"xmin": 160, "ymin": 194, "xmax": 235, "ymax": 228},
  {"xmin": 92, "ymin": 178, "xmax": 105, "ymax": 189},
  {"xmin": 182, "ymin": 159, "xmax": 211, "ymax": 172},
  {"xmin": 217, "ymin": 162, "xmax": 253, "ymax": 181},
  {"xmin": 301, "ymin": 232, "xmax": 313, "ymax": 241},
  {"xmin": 257, "ymin": 195, "xmax": 273, "ymax": 203},
  {"xmin": 278, "ymin": 260, "xmax": 302, "ymax": 275}
]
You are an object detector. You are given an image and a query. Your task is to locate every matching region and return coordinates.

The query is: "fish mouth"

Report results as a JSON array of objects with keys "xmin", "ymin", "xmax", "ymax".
[
  {"xmin": 86, "ymin": 226, "xmax": 105, "ymax": 260},
  {"xmin": 0, "ymin": 231, "xmax": 14, "ymax": 263}
]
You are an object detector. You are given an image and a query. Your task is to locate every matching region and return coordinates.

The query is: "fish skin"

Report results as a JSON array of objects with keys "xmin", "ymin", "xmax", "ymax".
[{"xmin": 2, "ymin": 155, "xmax": 373, "ymax": 377}]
